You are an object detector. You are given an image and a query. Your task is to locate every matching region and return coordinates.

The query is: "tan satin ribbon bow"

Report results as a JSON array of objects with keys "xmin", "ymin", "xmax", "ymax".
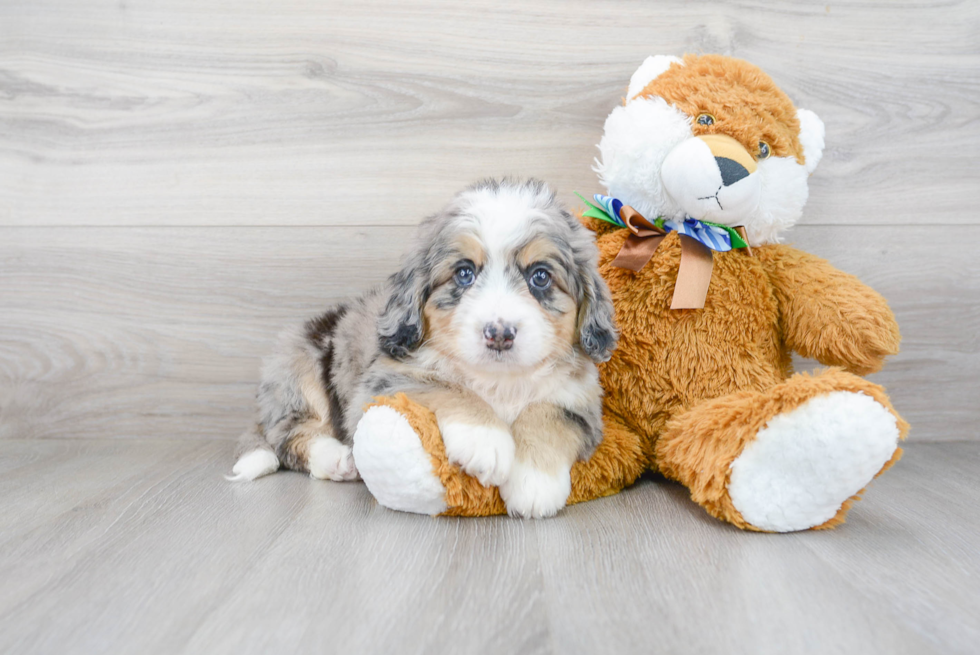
[{"xmin": 610, "ymin": 206, "xmax": 752, "ymax": 310}]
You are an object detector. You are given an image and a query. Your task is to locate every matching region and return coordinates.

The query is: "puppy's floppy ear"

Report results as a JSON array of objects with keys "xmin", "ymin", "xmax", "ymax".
[
  {"xmin": 577, "ymin": 264, "xmax": 618, "ymax": 363},
  {"xmin": 377, "ymin": 253, "xmax": 430, "ymax": 359}
]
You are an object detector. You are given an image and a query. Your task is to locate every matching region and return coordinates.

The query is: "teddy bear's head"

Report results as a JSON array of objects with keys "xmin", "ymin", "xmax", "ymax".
[{"xmin": 594, "ymin": 54, "xmax": 825, "ymax": 246}]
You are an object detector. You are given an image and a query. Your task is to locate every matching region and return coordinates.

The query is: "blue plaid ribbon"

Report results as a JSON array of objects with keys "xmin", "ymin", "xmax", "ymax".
[{"xmin": 592, "ymin": 195, "xmax": 627, "ymax": 228}]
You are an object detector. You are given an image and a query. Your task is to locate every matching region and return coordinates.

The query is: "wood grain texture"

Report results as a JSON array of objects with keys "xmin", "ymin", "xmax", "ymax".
[
  {"xmin": 0, "ymin": 439, "xmax": 977, "ymax": 654},
  {"xmin": 1, "ymin": 0, "xmax": 978, "ymax": 227},
  {"xmin": 2, "ymin": 224, "xmax": 976, "ymax": 442},
  {"xmin": 0, "ymin": 226, "xmax": 400, "ymax": 441}
]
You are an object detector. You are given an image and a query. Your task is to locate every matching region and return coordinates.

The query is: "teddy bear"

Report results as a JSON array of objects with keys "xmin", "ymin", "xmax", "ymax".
[{"xmin": 350, "ymin": 54, "xmax": 908, "ymax": 532}]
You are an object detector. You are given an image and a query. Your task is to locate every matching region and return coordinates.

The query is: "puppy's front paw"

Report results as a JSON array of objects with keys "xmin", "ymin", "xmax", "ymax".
[
  {"xmin": 440, "ymin": 422, "xmax": 515, "ymax": 487},
  {"xmin": 499, "ymin": 461, "xmax": 572, "ymax": 519}
]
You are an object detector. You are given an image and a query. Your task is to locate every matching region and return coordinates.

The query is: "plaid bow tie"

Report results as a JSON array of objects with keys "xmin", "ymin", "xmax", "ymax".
[
  {"xmin": 576, "ymin": 193, "xmax": 752, "ymax": 309},
  {"xmin": 580, "ymin": 194, "xmax": 749, "ymax": 252}
]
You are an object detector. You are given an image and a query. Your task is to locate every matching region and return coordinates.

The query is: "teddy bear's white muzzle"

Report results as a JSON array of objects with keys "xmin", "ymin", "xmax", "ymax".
[{"xmin": 661, "ymin": 135, "xmax": 761, "ymax": 226}]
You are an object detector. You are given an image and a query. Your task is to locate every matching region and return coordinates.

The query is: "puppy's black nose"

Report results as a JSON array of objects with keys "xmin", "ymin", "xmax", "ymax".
[
  {"xmin": 484, "ymin": 322, "xmax": 517, "ymax": 351},
  {"xmin": 716, "ymin": 156, "xmax": 750, "ymax": 186}
]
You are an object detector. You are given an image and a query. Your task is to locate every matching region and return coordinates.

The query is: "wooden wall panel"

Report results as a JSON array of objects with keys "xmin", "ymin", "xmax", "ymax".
[{"xmin": 1, "ymin": 0, "xmax": 978, "ymax": 227}]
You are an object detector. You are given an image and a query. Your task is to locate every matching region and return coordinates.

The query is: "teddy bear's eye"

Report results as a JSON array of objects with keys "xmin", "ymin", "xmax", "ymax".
[
  {"xmin": 696, "ymin": 113, "xmax": 715, "ymax": 126},
  {"xmin": 758, "ymin": 141, "xmax": 771, "ymax": 159}
]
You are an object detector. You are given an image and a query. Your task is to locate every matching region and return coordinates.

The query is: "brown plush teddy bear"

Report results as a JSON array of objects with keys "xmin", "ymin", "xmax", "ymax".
[{"xmin": 352, "ymin": 54, "xmax": 908, "ymax": 532}]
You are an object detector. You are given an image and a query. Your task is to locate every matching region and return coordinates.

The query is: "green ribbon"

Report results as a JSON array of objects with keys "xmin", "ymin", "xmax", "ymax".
[{"xmin": 575, "ymin": 192, "xmax": 623, "ymax": 227}]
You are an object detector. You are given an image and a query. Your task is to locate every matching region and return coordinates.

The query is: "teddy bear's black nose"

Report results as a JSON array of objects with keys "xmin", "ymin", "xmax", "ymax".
[{"xmin": 716, "ymin": 156, "xmax": 750, "ymax": 186}]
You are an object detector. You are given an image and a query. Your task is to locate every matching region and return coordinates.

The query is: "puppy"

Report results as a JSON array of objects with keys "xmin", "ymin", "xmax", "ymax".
[{"xmin": 228, "ymin": 179, "xmax": 617, "ymax": 518}]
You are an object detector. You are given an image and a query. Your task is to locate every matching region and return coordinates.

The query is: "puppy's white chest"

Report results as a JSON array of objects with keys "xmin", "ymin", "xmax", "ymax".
[
  {"xmin": 487, "ymin": 397, "xmax": 530, "ymax": 426},
  {"xmin": 476, "ymin": 376, "xmax": 561, "ymax": 425}
]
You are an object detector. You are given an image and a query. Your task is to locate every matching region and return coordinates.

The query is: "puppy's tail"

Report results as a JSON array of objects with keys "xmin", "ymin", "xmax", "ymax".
[{"xmin": 225, "ymin": 425, "xmax": 280, "ymax": 482}]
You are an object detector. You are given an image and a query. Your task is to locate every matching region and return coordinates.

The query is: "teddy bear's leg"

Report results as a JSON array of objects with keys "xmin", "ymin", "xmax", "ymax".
[
  {"xmin": 353, "ymin": 394, "xmax": 507, "ymax": 516},
  {"xmin": 655, "ymin": 368, "xmax": 908, "ymax": 532},
  {"xmin": 351, "ymin": 395, "xmax": 452, "ymax": 515},
  {"xmin": 353, "ymin": 394, "xmax": 647, "ymax": 517},
  {"xmin": 567, "ymin": 415, "xmax": 649, "ymax": 506}
]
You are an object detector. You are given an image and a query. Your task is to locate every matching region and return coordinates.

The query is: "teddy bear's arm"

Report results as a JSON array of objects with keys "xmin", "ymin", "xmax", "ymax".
[{"xmin": 757, "ymin": 244, "xmax": 901, "ymax": 375}]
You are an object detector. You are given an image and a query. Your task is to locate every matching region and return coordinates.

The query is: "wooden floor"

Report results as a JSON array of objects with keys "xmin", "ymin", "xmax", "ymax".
[{"xmin": 0, "ymin": 439, "xmax": 977, "ymax": 655}]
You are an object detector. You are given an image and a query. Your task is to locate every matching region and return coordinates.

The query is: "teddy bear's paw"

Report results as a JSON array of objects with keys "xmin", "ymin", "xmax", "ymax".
[
  {"xmin": 499, "ymin": 461, "xmax": 572, "ymax": 519},
  {"xmin": 352, "ymin": 406, "xmax": 448, "ymax": 515},
  {"xmin": 727, "ymin": 391, "xmax": 900, "ymax": 532},
  {"xmin": 441, "ymin": 422, "xmax": 515, "ymax": 488}
]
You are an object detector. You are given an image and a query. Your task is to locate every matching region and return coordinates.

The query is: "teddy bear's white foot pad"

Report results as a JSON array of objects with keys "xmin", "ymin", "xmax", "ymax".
[
  {"xmin": 727, "ymin": 391, "xmax": 899, "ymax": 532},
  {"xmin": 352, "ymin": 406, "xmax": 448, "ymax": 516}
]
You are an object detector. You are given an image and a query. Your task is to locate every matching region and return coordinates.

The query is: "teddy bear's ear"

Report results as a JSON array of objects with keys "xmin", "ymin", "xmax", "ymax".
[
  {"xmin": 797, "ymin": 108, "xmax": 826, "ymax": 174},
  {"xmin": 627, "ymin": 55, "xmax": 683, "ymax": 101}
]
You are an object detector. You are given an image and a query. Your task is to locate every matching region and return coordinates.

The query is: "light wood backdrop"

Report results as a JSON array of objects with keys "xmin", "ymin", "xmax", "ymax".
[{"xmin": 2, "ymin": 0, "xmax": 978, "ymax": 442}]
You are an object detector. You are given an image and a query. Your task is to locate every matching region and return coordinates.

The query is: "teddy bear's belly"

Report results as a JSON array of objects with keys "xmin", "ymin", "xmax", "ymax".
[{"xmin": 600, "ymin": 252, "xmax": 789, "ymax": 436}]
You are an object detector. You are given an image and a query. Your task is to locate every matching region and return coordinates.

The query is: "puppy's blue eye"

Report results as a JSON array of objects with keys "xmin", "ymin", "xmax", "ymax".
[
  {"xmin": 454, "ymin": 265, "xmax": 475, "ymax": 287},
  {"xmin": 529, "ymin": 267, "xmax": 551, "ymax": 290}
]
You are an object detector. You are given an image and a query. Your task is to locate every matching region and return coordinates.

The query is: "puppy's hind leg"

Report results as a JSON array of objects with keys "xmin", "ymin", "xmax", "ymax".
[
  {"xmin": 229, "ymin": 317, "xmax": 359, "ymax": 483},
  {"xmin": 227, "ymin": 424, "xmax": 280, "ymax": 482},
  {"xmin": 279, "ymin": 419, "xmax": 359, "ymax": 482}
]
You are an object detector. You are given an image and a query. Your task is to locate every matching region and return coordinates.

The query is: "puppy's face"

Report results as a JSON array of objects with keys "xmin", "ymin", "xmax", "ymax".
[
  {"xmin": 379, "ymin": 180, "xmax": 617, "ymax": 370},
  {"xmin": 424, "ymin": 199, "xmax": 578, "ymax": 370}
]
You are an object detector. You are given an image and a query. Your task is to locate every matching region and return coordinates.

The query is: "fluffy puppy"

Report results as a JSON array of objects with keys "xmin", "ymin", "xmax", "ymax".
[{"xmin": 229, "ymin": 179, "xmax": 617, "ymax": 518}]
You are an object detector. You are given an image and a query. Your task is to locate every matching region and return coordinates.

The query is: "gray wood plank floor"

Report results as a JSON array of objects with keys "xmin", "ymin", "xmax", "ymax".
[{"xmin": 1, "ymin": 440, "xmax": 977, "ymax": 655}]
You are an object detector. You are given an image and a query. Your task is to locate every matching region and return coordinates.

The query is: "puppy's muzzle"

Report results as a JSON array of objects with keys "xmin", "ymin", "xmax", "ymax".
[{"xmin": 483, "ymin": 321, "xmax": 517, "ymax": 351}]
